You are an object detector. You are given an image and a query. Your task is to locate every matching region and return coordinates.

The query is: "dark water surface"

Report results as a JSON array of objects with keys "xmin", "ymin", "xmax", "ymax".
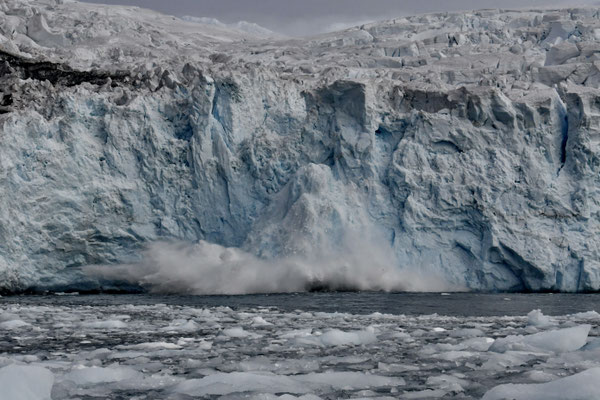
[
  {"xmin": 3, "ymin": 292, "xmax": 600, "ymax": 399},
  {"xmin": 3, "ymin": 292, "xmax": 599, "ymax": 316}
]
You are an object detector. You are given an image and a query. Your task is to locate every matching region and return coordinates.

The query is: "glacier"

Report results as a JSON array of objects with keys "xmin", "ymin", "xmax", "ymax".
[
  {"xmin": 1, "ymin": 0, "xmax": 600, "ymax": 292},
  {"xmin": 180, "ymin": 15, "xmax": 282, "ymax": 39}
]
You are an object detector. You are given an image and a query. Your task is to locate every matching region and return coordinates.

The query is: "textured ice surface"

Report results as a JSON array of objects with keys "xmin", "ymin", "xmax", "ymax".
[
  {"xmin": 0, "ymin": 364, "xmax": 54, "ymax": 400},
  {"xmin": 527, "ymin": 309, "xmax": 554, "ymax": 327},
  {"xmin": 180, "ymin": 16, "xmax": 282, "ymax": 39},
  {"xmin": 3, "ymin": 1, "xmax": 600, "ymax": 292},
  {"xmin": 1, "ymin": 298, "xmax": 600, "ymax": 399},
  {"xmin": 64, "ymin": 366, "xmax": 143, "ymax": 385},
  {"xmin": 488, "ymin": 324, "xmax": 591, "ymax": 353},
  {"xmin": 483, "ymin": 367, "xmax": 600, "ymax": 400}
]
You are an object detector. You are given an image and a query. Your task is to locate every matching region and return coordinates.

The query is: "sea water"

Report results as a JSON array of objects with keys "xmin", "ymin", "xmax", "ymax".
[{"xmin": 1, "ymin": 293, "xmax": 599, "ymax": 399}]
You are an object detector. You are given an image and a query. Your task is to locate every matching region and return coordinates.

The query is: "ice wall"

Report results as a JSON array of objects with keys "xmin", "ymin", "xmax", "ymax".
[{"xmin": 1, "ymin": 1, "xmax": 600, "ymax": 292}]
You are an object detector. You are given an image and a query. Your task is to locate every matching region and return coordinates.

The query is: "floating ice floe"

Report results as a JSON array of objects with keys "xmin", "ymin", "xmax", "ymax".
[
  {"xmin": 252, "ymin": 316, "xmax": 274, "ymax": 326},
  {"xmin": 0, "ymin": 364, "xmax": 54, "ymax": 400},
  {"xmin": 160, "ymin": 319, "xmax": 200, "ymax": 332},
  {"xmin": 488, "ymin": 325, "xmax": 590, "ymax": 353},
  {"xmin": 173, "ymin": 371, "xmax": 404, "ymax": 396},
  {"xmin": 117, "ymin": 342, "xmax": 182, "ymax": 350},
  {"xmin": 483, "ymin": 367, "xmax": 600, "ymax": 400},
  {"xmin": 221, "ymin": 326, "xmax": 262, "ymax": 339},
  {"xmin": 0, "ymin": 319, "xmax": 30, "ymax": 330},
  {"xmin": 295, "ymin": 328, "xmax": 377, "ymax": 347},
  {"xmin": 80, "ymin": 320, "xmax": 128, "ymax": 329},
  {"xmin": 64, "ymin": 366, "xmax": 143, "ymax": 385}
]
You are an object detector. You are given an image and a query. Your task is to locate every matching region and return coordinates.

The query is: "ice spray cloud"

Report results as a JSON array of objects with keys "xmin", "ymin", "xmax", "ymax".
[{"xmin": 84, "ymin": 236, "xmax": 458, "ymax": 295}]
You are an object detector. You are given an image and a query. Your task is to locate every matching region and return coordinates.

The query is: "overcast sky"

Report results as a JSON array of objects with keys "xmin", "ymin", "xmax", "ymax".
[{"xmin": 80, "ymin": 0, "xmax": 600, "ymax": 36}]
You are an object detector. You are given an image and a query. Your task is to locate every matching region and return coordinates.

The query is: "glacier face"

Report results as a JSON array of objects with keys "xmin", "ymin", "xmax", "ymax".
[{"xmin": 1, "ymin": 1, "xmax": 600, "ymax": 292}]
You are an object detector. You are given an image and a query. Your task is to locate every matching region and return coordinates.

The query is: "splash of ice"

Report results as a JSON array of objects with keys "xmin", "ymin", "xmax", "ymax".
[{"xmin": 84, "ymin": 236, "xmax": 457, "ymax": 295}]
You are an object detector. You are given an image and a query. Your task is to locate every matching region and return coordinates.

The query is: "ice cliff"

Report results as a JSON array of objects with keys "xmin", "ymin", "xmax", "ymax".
[{"xmin": 1, "ymin": 0, "xmax": 600, "ymax": 292}]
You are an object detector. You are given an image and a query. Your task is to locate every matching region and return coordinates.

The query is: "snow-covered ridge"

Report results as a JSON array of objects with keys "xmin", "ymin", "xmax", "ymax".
[
  {"xmin": 2, "ymin": 0, "xmax": 600, "ymax": 292},
  {"xmin": 180, "ymin": 16, "xmax": 282, "ymax": 39}
]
